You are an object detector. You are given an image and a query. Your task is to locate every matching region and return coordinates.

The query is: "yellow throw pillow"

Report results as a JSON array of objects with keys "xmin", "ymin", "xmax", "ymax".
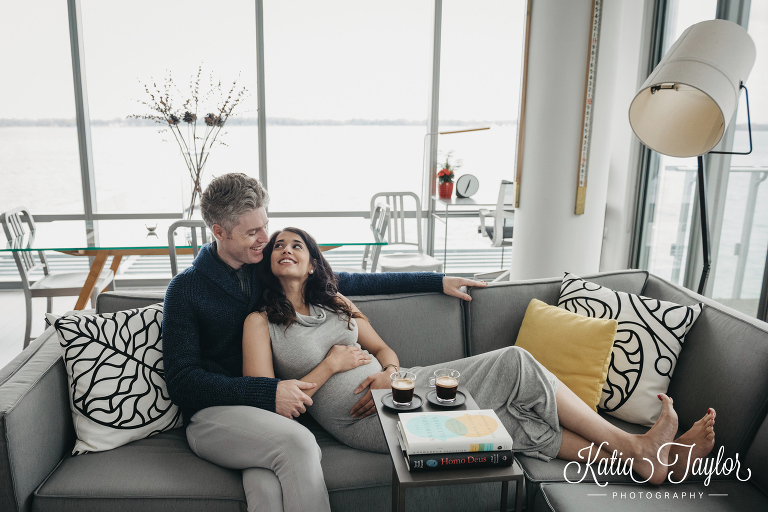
[{"xmin": 515, "ymin": 298, "xmax": 617, "ymax": 411}]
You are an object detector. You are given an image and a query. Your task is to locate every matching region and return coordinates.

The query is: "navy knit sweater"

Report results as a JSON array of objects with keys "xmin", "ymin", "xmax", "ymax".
[{"xmin": 162, "ymin": 243, "xmax": 444, "ymax": 425}]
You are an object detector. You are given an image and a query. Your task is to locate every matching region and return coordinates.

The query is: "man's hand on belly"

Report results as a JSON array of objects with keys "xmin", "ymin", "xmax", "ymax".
[{"xmin": 350, "ymin": 371, "xmax": 391, "ymax": 419}]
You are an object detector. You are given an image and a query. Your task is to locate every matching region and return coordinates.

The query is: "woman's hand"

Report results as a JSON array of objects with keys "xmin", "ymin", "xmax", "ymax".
[
  {"xmin": 325, "ymin": 344, "xmax": 372, "ymax": 373},
  {"xmin": 350, "ymin": 371, "xmax": 392, "ymax": 419}
]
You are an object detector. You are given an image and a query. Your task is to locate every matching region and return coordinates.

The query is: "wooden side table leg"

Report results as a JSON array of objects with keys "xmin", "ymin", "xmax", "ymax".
[
  {"xmin": 500, "ymin": 480, "xmax": 509, "ymax": 511},
  {"xmin": 75, "ymin": 251, "xmax": 108, "ymax": 310}
]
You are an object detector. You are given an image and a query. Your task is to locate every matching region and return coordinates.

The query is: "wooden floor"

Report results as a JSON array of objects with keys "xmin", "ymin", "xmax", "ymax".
[{"xmin": 0, "ymin": 288, "xmax": 166, "ymax": 371}]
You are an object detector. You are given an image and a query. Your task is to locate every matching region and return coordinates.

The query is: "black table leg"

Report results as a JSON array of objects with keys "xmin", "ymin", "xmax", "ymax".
[
  {"xmin": 514, "ymin": 479, "xmax": 523, "ymax": 512},
  {"xmin": 500, "ymin": 480, "xmax": 509, "ymax": 511},
  {"xmin": 392, "ymin": 467, "xmax": 405, "ymax": 512}
]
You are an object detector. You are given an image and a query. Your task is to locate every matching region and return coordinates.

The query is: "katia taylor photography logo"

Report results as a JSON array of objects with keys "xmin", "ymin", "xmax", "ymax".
[{"xmin": 564, "ymin": 442, "xmax": 752, "ymax": 487}]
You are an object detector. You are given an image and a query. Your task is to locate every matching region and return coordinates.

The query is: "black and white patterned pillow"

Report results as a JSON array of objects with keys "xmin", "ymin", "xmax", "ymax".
[
  {"xmin": 47, "ymin": 303, "xmax": 182, "ymax": 455},
  {"xmin": 558, "ymin": 273, "xmax": 702, "ymax": 426}
]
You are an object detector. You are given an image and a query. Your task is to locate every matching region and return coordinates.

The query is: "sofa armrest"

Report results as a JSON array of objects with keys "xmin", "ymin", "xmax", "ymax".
[{"xmin": 0, "ymin": 327, "xmax": 74, "ymax": 512}]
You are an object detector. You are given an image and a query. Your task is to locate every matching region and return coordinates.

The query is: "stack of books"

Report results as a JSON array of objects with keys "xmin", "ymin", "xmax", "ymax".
[{"xmin": 395, "ymin": 409, "xmax": 514, "ymax": 472}]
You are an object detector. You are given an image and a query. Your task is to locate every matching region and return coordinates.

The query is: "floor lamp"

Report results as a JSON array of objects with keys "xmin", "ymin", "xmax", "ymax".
[{"xmin": 628, "ymin": 19, "xmax": 755, "ymax": 295}]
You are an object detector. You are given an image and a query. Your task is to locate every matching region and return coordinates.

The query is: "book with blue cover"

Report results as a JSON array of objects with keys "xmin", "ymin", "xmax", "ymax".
[{"xmin": 397, "ymin": 409, "xmax": 513, "ymax": 455}]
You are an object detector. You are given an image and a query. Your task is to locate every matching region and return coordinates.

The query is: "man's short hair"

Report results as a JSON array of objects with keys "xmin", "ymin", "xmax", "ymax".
[{"xmin": 201, "ymin": 173, "xmax": 270, "ymax": 233}]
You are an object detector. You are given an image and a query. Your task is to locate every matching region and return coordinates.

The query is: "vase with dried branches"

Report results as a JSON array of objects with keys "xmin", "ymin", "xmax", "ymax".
[{"xmin": 130, "ymin": 67, "xmax": 248, "ymax": 219}]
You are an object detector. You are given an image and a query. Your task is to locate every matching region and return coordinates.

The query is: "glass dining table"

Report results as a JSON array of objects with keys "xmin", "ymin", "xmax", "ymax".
[{"xmin": 2, "ymin": 217, "xmax": 384, "ymax": 310}]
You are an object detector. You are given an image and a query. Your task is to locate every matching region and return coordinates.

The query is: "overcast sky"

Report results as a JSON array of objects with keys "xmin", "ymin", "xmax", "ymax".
[
  {"xmin": 0, "ymin": 1, "xmax": 763, "ymax": 123},
  {"xmin": 0, "ymin": 0, "xmax": 522, "ymax": 122}
]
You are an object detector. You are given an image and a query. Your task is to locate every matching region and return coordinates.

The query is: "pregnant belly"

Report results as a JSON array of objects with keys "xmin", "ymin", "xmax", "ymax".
[{"xmin": 310, "ymin": 358, "xmax": 383, "ymax": 422}]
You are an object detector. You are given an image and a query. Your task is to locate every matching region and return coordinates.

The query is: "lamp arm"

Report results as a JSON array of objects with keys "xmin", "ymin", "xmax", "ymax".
[{"xmin": 709, "ymin": 83, "xmax": 752, "ymax": 156}]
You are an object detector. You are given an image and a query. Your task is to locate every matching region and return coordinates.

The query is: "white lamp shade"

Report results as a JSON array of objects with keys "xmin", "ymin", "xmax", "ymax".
[{"xmin": 629, "ymin": 19, "xmax": 755, "ymax": 158}]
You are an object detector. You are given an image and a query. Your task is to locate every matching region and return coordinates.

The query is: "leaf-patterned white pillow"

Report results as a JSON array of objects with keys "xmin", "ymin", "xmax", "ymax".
[
  {"xmin": 47, "ymin": 304, "xmax": 182, "ymax": 455},
  {"xmin": 558, "ymin": 273, "xmax": 702, "ymax": 427}
]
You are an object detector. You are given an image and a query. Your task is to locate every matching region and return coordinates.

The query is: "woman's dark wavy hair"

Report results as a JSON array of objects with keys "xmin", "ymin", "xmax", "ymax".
[{"xmin": 256, "ymin": 227, "xmax": 366, "ymax": 329}]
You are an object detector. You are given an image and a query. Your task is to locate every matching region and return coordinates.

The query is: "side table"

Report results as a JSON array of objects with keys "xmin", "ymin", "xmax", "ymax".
[{"xmin": 372, "ymin": 387, "xmax": 525, "ymax": 512}]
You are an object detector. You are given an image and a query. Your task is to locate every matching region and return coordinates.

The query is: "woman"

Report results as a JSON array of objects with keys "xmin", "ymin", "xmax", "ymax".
[{"xmin": 243, "ymin": 228, "xmax": 716, "ymax": 485}]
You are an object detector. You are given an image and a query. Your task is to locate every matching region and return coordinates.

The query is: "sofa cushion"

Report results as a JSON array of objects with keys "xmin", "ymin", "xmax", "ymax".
[
  {"xmin": 97, "ymin": 291, "xmax": 166, "ymax": 314},
  {"xmin": 32, "ymin": 428, "xmax": 246, "ymax": 512},
  {"xmin": 535, "ymin": 481, "xmax": 768, "ymax": 512},
  {"xmin": 349, "ymin": 292, "xmax": 466, "ymax": 366},
  {"xmin": 466, "ymin": 270, "xmax": 649, "ymax": 357},
  {"xmin": 744, "ymin": 411, "xmax": 768, "ymax": 495},
  {"xmin": 48, "ymin": 304, "xmax": 182, "ymax": 455},
  {"xmin": 559, "ymin": 272, "xmax": 702, "ymax": 426},
  {"xmin": 515, "ymin": 299, "xmax": 617, "ymax": 410},
  {"xmin": 645, "ymin": 275, "xmax": 768, "ymax": 459}
]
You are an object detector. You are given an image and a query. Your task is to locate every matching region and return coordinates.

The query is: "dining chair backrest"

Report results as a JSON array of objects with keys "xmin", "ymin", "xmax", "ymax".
[
  {"xmin": 492, "ymin": 180, "xmax": 516, "ymax": 244},
  {"xmin": 369, "ymin": 192, "xmax": 423, "ymax": 251},
  {"xmin": 362, "ymin": 201, "xmax": 391, "ymax": 272},
  {"xmin": 168, "ymin": 220, "xmax": 210, "ymax": 277},
  {"xmin": 1, "ymin": 206, "xmax": 49, "ymax": 288}
]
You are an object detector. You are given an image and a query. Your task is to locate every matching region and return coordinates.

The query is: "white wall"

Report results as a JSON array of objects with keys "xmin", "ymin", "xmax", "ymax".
[
  {"xmin": 510, "ymin": 0, "xmax": 625, "ymax": 280},
  {"xmin": 600, "ymin": 0, "xmax": 652, "ymax": 271}
]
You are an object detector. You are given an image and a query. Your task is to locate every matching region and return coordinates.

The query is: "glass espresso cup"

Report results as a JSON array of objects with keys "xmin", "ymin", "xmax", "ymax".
[
  {"xmin": 429, "ymin": 369, "xmax": 460, "ymax": 403},
  {"xmin": 390, "ymin": 372, "xmax": 416, "ymax": 406}
]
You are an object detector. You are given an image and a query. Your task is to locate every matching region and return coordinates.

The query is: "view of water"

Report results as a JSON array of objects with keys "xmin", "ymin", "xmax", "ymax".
[
  {"xmin": 646, "ymin": 130, "xmax": 768, "ymax": 307},
  {"xmin": 0, "ymin": 124, "xmax": 515, "ymax": 214},
  {"xmin": 1, "ymin": 125, "xmax": 766, "ymax": 309}
]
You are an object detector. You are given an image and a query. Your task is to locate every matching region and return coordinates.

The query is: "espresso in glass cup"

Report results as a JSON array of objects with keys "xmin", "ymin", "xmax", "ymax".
[
  {"xmin": 390, "ymin": 372, "xmax": 416, "ymax": 406},
  {"xmin": 429, "ymin": 369, "xmax": 460, "ymax": 403}
]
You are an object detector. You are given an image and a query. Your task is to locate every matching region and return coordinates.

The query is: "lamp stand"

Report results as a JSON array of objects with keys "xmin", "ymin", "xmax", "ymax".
[
  {"xmin": 696, "ymin": 155, "xmax": 711, "ymax": 295},
  {"xmin": 696, "ymin": 83, "xmax": 753, "ymax": 295}
]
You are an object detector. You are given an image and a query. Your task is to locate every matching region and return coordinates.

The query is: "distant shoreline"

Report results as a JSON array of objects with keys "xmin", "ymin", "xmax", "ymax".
[{"xmin": 0, "ymin": 118, "xmax": 518, "ymax": 128}]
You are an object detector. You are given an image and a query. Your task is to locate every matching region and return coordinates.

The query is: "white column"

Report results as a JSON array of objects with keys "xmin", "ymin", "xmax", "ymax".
[{"xmin": 510, "ymin": 0, "xmax": 623, "ymax": 280}]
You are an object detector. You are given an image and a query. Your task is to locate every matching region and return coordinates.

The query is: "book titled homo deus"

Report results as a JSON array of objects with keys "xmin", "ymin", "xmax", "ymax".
[{"xmin": 405, "ymin": 450, "xmax": 514, "ymax": 472}]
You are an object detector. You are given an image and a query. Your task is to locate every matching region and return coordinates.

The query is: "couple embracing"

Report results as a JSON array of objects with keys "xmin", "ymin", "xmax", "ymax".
[{"xmin": 163, "ymin": 173, "xmax": 716, "ymax": 512}]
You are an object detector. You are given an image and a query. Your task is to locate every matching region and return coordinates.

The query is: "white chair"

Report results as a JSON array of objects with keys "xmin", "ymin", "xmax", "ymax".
[
  {"xmin": 168, "ymin": 220, "xmax": 210, "ymax": 276},
  {"xmin": 371, "ymin": 192, "xmax": 443, "ymax": 273},
  {"xmin": 476, "ymin": 181, "xmax": 515, "ymax": 281},
  {"xmin": 334, "ymin": 202, "xmax": 390, "ymax": 273},
  {"xmin": 1, "ymin": 206, "xmax": 114, "ymax": 348}
]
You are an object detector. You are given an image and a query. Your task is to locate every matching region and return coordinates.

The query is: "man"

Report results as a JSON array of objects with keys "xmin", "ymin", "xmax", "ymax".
[{"xmin": 163, "ymin": 173, "xmax": 486, "ymax": 512}]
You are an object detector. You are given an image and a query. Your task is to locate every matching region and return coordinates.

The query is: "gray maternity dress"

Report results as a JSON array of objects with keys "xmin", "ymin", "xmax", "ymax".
[{"xmin": 269, "ymin": 305, "xmax": 563, "ymax": 460}]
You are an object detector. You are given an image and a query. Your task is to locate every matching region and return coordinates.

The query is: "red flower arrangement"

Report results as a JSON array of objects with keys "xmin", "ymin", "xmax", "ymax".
[
  {"xmin": 437, "ymin": 151, "xmax": 462, "ymax": 184},
  {"xmin": 437, "ymin": 168, "xmax": 454, "ymax": 184}
]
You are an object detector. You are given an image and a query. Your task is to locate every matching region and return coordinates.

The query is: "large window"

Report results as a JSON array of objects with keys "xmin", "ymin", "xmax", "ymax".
[
  {"xmin": 636, "ymin": 0, "xmax": 768, "ymax": 318},
  {"xmin": 433, "ymin": 0, "xmax": 525, "ymax": 269},
  {"xmin": 636, "ymin": 0, "xmax": 717, "ymax": 285},
  {"xmin": 709, "ymin": 1, "xmax": 768, "ymax": 316},
  {"xmin": 439, "ymin": 0, "xmax": 523, "ymax": 189},
  {"xmin": 263, "ymin": 0, "xmax": 432, "ymax": 213},
  {"xmin": 1, "ymin": 1, "xmax": 529, "ymax": 279},
  {"xmin": 0, "ymin": 0, "xmax": 84, "ymax": 215},
  {"xmin": 80, "ymin": 0, "xmax": 259, "ymax": 214}
]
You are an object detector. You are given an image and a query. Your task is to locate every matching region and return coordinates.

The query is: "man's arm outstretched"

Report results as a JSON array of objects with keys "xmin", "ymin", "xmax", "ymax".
[{"xmin": 335, "ymin": 271, "xmax": 486, "ymax": 300}]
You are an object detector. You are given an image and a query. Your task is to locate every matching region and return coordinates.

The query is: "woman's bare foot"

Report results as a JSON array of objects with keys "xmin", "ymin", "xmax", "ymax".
[
  {"xmin": 667, "ymin": 408, "xmax": 716, "ymax": 482},
  {"xmin": 631, "ymin": 394, "xmax": 678, "ymax": 485}
]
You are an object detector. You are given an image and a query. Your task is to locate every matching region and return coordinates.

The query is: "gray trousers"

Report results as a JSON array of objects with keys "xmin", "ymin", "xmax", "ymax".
[{"xmin": 186, "ymin": 405, "xmax": 331, "ymax": 512}]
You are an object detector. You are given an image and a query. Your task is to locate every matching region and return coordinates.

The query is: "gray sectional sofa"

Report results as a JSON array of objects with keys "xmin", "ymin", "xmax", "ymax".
[{"xmin": 1, "ymin": 269, "xmax": 767, "ymax": 512}]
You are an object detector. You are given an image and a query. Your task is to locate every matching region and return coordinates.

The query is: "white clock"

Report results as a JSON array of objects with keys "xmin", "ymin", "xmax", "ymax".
[{"xmin": 455, "ymin": 174, "xmax": 479, "ymax": 198}]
